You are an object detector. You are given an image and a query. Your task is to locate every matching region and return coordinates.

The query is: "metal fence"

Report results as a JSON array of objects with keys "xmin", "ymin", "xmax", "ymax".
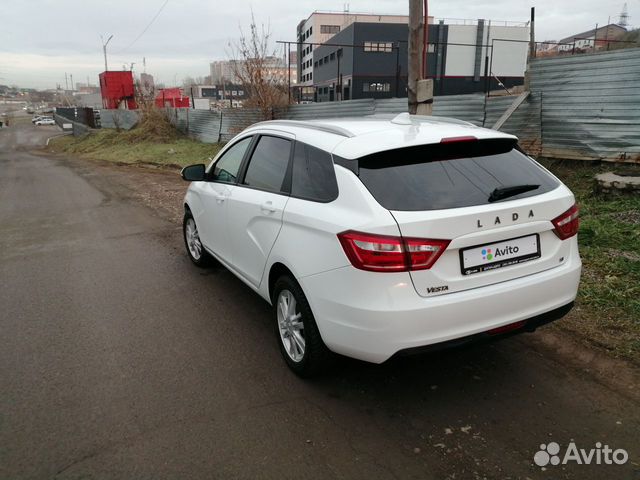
[
  {"xmin": 95, "ymin": 47, "xmax": 640, "ymax": 162},
  {"xmin": 55, "ymin": 107, "xmax": 100, "ymax": 128},
  {"xmin": 531, "ymin": 48, "xmax": 640, "ymax": 161},
  {"xmin": 53, "ymin": 113, "xmax": 89, "ymax": 136},
  {"xmin": 485, "ymin": 94, "xmax": 543, "ymax": 155},
  {"xmin": 159, "ymin": 94, "xmax": 491, "ymax": 144},
  {"xmin": 99, "ymin": 110, "xmax": 139, "ymax": 130}
]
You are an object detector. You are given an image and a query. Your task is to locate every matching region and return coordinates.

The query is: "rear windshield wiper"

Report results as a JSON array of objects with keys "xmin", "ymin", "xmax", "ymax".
[{"xmin": 488, "ymin": 184, "xmax": 539, "ymax": 202}]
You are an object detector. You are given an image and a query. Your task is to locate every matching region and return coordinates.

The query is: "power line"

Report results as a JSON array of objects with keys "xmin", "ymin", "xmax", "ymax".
[{"xmin": 115, "ymin": 0, "xmax": 170, "ymax": 54}]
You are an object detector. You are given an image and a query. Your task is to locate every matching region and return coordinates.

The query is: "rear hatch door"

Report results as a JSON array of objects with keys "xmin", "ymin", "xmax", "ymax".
[{"xmin": 356, "ymin": 138, "xmax": 576, "ymax": 297}]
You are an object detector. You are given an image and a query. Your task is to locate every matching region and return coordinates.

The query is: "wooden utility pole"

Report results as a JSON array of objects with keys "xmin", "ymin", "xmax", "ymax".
[{"xmin": 408, "ymin": 0, "xmax": 433, "ymax": 115}]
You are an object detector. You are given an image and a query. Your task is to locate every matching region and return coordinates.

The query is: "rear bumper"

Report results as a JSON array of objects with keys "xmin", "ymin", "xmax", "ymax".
[
  {"xmin": 392, "ymin": 301, "xmax": 574, "ymax": 358},
  {"xmin": 300, "ymin": 247, "xmax": 581, "ymax": 363}
]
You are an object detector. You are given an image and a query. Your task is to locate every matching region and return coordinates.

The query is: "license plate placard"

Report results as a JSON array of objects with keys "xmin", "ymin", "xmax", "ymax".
[{"xmin": 460, "ymin": 234, "xmax": 541, "ymax": 275}]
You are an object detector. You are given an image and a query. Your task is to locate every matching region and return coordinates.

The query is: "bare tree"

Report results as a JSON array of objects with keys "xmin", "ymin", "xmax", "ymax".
[
  {"xmin": 133, "ymin": 76, "xmax": 178, "ymax": 139},
  {"xmin": 110, "ymin": 109, "xmax": 124, "ymax": 132},
  {"xmin": 228, "ymin": 13, "xmax": 289, "ymax": 118},
  {"xmin": 135, "ymin": 76, "xmax": 157, "ymax": 113},
  {"xmin": 182, "ymin": 76, "xmax": 206, "ymax": 89}
]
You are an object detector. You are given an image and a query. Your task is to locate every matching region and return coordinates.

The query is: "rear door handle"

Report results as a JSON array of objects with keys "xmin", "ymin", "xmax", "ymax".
[
  {"xmin": 261, "ymin": 201, "xmax": 277, "ymax": 213},
  {"xmin": 213, "ymin": 192, "xmax": 226, "ymax": 203}
]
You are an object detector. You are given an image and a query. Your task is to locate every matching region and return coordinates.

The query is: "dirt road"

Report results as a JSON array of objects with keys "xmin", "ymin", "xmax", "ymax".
[{"xmin": 1, "ymin": 123, "xmax": 638, "ymax": 479}]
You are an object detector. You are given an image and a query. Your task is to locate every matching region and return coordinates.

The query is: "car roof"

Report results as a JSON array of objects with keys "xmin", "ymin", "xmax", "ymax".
[{"xmin": 246, "ymin": 114, "xmax": 517, "ymax": 160}]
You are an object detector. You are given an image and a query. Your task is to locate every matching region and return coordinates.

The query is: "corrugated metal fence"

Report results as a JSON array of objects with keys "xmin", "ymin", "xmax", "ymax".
[
  {"xmin": 279, "ymin": 95, "xmax": 488, "ymax": 124},
  {"xmin": 486, "ymin": 94, "xmax": 543, "ymax": 156},
  {"xmin": 160, "ymin": 94, "xmax": 490, "ymax": 144},
  {"xmin": 99, "ymin": 110, "xmax": 139, "ymax": 130},
  {"xmin": 531, "ymin": 48, "xmax": 640, "ymax": 161},
  {"xmin": 99, "ymin": 48, "xmax": 640, "ymax": 162}
]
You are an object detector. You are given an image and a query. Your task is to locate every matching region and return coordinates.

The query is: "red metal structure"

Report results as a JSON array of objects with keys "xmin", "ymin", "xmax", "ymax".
[
  {"xmin": 99, "ymin": 71, "xmax": 137, "ymax": 110},
  {"xmin": 155, "ymin": 88, "xmax": 190, "ymax": 108}
]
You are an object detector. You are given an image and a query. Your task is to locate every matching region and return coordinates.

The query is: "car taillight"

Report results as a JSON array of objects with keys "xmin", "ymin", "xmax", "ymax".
[
  {"xmin": 337, "ymin": 231, "xmax": 450, "ymax": 272},
  {"xmin": 440, "ymin": 136, "xmax": 477, "ymax": 144},
  {"xmin": 552, "ymin": 204, "xmax": 580, "ymax": 240}
]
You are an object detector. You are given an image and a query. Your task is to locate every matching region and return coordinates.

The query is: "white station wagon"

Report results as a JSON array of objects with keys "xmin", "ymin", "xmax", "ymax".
[{"xmin": 181, "ymin": 114, "xmax": 581, "ymax": 376}]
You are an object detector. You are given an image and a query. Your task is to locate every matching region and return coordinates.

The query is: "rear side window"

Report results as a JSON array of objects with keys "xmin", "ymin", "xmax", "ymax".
[
  {"xmin": 243, "ymin": 136, "xmax": 292, "ymax": 193},
  {"xmin": 291, "ymin": 141, "xmax": 339, "ymax": 202},
  {"xmin": 357, "ymin": 140, "xmax": 559, "ymax": 211}
]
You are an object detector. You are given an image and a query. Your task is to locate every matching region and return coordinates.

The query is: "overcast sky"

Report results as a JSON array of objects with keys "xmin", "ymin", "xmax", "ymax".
[{"xmin": 1, "ymin": 0, "xmax": 637, "ymax": 89}]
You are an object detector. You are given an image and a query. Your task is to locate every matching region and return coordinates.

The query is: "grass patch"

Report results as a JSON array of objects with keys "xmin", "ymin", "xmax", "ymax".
[
  {"xmin": 540, "ymin": 159, "xmax": 640, "ymax": 361},
  {"xmin": 48, "ymin": 127, "xmax": 221, "ymax": 168}
]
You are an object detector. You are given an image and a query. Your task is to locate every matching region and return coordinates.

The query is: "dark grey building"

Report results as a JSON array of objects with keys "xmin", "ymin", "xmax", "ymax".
[
  {"xmin": 312, "ymin": 22, "xmax": 526, "ymax": 101},
  {"xmin": 312, "ymin": 23, "xmax": 413, "ymax": 102}
]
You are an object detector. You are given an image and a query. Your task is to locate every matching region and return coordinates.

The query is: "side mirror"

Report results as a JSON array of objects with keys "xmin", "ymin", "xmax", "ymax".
[{"xmin": 181, "ymin": 164, "xmax": 206, "ymax": 182}]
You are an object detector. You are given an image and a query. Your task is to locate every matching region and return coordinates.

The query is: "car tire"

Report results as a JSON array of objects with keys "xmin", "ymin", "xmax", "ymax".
[
  {"xmin": 273, "ymin": 275, "xmax": 335, "ymax": 377},
  {"xmin": 183, "ymin": 210, "xmax": 210, "ymax": 267}
]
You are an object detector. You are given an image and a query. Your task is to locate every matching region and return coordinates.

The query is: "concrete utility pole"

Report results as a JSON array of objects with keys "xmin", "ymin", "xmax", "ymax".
[
  {"xmin": 524, "ymin": 7, "xmax": 535, "ymax": 91},
  {"xmin": 408, "ymin": 0, "xmax": 422, "ymax": 114},
  {"xmin": 101, "ymin": 34, "xmax": 114, "ymax": 72},
  {"xmin": 408, "ymin": 0, "xmax": 432, "ymax": 115},
  {"xmin": 529, "ymin": 8, "xmax": 536, "ymax": 59}
]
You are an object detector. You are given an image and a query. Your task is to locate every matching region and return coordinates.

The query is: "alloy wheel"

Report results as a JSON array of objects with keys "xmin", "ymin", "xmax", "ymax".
[
  {"xmin": 185, "ymin": 217, "xmax": 202, "ymax": 260},
  {"xmin": 277, "ymin": 289, "xmax": 305, "ymax": 362}
]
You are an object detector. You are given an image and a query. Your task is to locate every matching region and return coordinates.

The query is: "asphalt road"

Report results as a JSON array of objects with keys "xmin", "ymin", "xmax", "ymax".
[{"xmin": 1, "ymin": 123, "xmax": 638, "ymax": 479}]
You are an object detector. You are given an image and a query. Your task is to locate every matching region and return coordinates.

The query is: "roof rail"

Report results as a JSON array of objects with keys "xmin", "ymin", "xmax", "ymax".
[{"xmin": 251, "ymin": 119, "xmax": 355, "ymax": 138}]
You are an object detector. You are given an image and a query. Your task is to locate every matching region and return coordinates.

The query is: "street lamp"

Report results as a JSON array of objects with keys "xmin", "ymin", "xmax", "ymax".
[{"xmin": 101, "ymin": 34, "xmax": 114, "ymax": 72}]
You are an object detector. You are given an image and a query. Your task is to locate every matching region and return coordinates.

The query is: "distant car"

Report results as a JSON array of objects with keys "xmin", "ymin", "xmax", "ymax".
[
  {"xmin": 35, "ymin": 118, "xmax": 55, "ymax": 126},
  {"xmin": 31, "ymin": 115, "xmax": 44, "ymax": 124},
  {"xmin": 180, "ymin": 114, "xmax": 581, "ymax": 376}
]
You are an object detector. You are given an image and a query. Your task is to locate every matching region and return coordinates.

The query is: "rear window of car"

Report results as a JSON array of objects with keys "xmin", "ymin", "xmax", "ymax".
[{"xmin": 356, "ymin": 139, "xmax": 560, "ymax": 211}]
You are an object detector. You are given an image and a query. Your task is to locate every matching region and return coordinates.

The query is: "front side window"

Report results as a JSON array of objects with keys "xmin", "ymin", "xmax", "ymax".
[
  {"xmin": 211, "ymin": 136, "xmax": 252, "ymax": 183},
  {"xmin": 243, "ymin": 136, "xmax": 292, "ymax": 193},
  {"xmin": 291, "ymin": 141, "xmax": 338, "ymax": 202}
]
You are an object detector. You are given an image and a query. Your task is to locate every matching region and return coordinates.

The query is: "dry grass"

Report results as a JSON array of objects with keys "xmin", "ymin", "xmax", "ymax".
[
  {"xmin": 48, "ymin": 112, "xmax": 222, "ymax": 169},
  {"xmin": 540, "ymin": 159, "xmax": 640, "ymax": 362}
]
